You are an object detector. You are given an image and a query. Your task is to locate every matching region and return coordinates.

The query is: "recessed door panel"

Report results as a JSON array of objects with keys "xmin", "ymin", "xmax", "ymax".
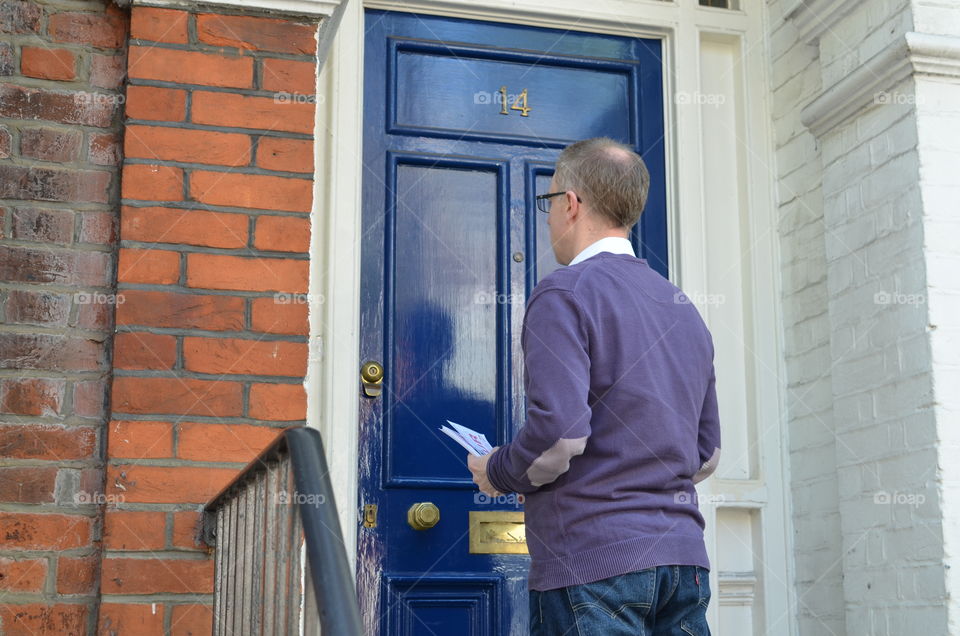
[
  {"xmin": 385, "ymin": 158, "xmax": 505, "ymax": 486},
  {"xmin": 391, "ymin": 40, "xmax": 634, "ymax": 145}
]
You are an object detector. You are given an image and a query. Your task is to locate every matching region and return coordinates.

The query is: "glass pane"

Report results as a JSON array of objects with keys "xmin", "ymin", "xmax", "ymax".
[{"xmin": 389, "ymin": 163, "xmax": 500, "ymax": 482}]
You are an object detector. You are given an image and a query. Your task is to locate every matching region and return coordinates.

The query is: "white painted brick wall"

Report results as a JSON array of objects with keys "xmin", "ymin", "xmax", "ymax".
[
  {"xmin": 765, "ymin": 1, "xmax": 846, "ymax": 634},
  {"xmin": 914, "ymin": 71, "xmax": 960, "ymax": 635},
  {"xmin": 819, "ymin": 0, "xmax": 912, "ymax": 88},
  {"xmin": 913, "ymin": 0, "xmax": 960, "ymax": 35},
  {"xmin": 765, "ymin": 0, "xmax": 960, "ymax": 633},
  {"xmin": 820, "ymin": 82, "xmax": 946, "ymax": 632}
]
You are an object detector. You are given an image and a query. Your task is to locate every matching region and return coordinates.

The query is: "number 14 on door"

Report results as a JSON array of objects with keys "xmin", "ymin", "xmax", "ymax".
[{"xmin": 498, "ymin": 86, "xmax": 530, "ymax": 116}]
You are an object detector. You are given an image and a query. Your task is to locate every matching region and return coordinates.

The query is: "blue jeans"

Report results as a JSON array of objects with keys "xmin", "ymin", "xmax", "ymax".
[{"xmin": 529, "ymin": 565, "xmax": 711, "ymax": 635}]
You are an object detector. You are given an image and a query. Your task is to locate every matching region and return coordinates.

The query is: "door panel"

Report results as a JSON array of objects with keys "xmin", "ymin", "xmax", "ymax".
[
  {"xmin": 359, "ymin": 11, "xmax": 665, "ymax": 636},
  {"xmin": 386, "ymin": 156, "xmax": 505, "ymax": 487},
  {"xmin": 526, "ymin": 164, "xmax": 562, "ymax": 283},
  {"xmin": 390, "ymin": 39, "xmax": 635, "ymax": 145}
]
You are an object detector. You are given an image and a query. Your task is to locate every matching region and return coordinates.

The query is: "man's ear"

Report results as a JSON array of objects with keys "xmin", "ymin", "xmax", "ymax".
[{"xmin": 565, "ymin": 190, "xmax": 580, "ymax": 220}]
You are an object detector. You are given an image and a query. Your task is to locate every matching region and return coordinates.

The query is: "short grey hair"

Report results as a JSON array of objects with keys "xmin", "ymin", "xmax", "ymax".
[{"xmin": 554, "ymin": 137, "xmax": 650, "ymax": 229}]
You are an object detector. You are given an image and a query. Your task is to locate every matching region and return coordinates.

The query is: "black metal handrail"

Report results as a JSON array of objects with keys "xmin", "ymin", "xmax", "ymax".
[{"xmin": 203, "ymin": 426, "xmax": 362, "ymax": 635}]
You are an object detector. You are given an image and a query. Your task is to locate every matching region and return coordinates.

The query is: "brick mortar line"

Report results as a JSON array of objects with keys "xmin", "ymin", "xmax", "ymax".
[
  {"xmin": 120, "ymin": 252, "xmax": 308, "ymax": 265},
  {"xmin": 0, "ymin": 458, "xmax": 101, "ymax": 468},
  {"xmin": 0, "ymin": 550, "xmax": 99, "ymax": 560},
  {"xmin": 102, "ymin": 502, "xmax": 222, "ymax": 512},
  {"xmin": 239, "ymin": 380, "xmax": 252, "ymax": 419},
  {"xmin": 0, "ymin": 323, "xmax": 114, "ymax": 339},
  {"xmin": 242, "ymin": 289, "xmax": 253, "ymax": 329},
  {"xmin": 173, "ymin": 325, "xmax": 186, "ymax": 370},
  {"xmin": 108, "ymin": 418, "xmax": 304, "ymax": 427},
  {"xmin": 119, "ymin": 240, "xmax": 308, "ymax": 259},
  {"xmin": 125, "ymin": 77, "xmax": 318, "ymax": 97},
  {"xmin": 122, "ymin": 118, "xmax": 314, "ymax": 141},
  {"xmin": 115, "ymin": 326, "xmax": 308, "ymax": 341},
  {"xmin": 0, "ymin": 198, "xmax": 119, "ymax": 213},
  {"xmin": 0, "ymin": 154, "xmax": 124, "ymax": 172},
  {"xmin": 0, "ymin": 282, "xmax": 122, "ymax": 295},
  {"xmin": 116, "ymin": 281, "xmax": 309, "ymax": 293},
  {"xmin": 127, "ymin": 41, "xmax": 318, "ymax": 62},
  {"xmin": 104, "ymin": 414, "xmax": 304, "ymax": 425},
  {"xmin": 127, "ymin": 37, "xmax": 319, "ymax": 62},
  {"xmin": 98, "ymin": 552, "xmax": 210, "ymax": 561},
  {"xmin": 113, "ymin": 282, "xmax": 307, "ymax": 296},
  {"xmin": 252, "ymin": 46, "xmax": 263, "ymax": 90},
  {"xmin": 112, "ymin": 288, "xmax": 309, "ymax": 300},
  {"xmin": 248, "ymin": 134, "xmax": 260, "ymax": 171},
  {"xmin": 0, "ymin": 372, "xmax": 107, "ymax": 383},
  {"xmin": 119, "ymin": 200, "xmax": 310, "ymax": 215},
  {"xmin": 0, "ymin": 238, "xmax": 115, "ymax": 253},
  {"xmin": 0, "ymin": 502, "xmax": 100, "ymax": 516},
  {"xmin": 0, "ymin": 159, "xmax": 119, "ymax": 175},
  {"xmin": 107, "ymin": 458, "xmax": 247, "ymax": 468},
  {"xmin": 0, "ymin": 591, "xmax": 100, "ymax": 603},
  {"xmin": 0, "ymin": 418, "xmax": 103, "ymax": 427},
  {"xmin": 112, "ymin": 370, "xmax": 306, "ymax": 382},
  {"xmin": 98, "ymin": 593, "xmax": 213, "ymax": 603},
  {"xmin": 122, "ymin": 157, "xmax": 314, "ymax": 180},
  {"xmin": 118, "ymin": 200, "xmax": 311, "ymax": 216}
]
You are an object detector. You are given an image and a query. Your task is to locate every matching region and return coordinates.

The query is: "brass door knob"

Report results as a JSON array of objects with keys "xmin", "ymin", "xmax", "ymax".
[
  {"xmin": 360, "ymin": 360, "xmax": 383, "ymax": 398},
  {"xmin": 407, "ymin": 502, "xmax": 440, "ymax": 531}
]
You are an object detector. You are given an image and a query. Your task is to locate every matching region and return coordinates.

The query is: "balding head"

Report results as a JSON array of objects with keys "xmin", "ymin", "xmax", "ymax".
[{"xmin": 554, "ymin": 137, "xmax": 650, "ymax": 229}]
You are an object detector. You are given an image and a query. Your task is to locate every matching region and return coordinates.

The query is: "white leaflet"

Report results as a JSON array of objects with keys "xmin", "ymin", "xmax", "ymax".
[{"xmin": 440, "ymin": 420, "xmax": 493, "ymax": 456}]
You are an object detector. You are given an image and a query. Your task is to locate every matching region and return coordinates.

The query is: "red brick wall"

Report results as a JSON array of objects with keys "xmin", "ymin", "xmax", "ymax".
[
  {"xmin": 0, "ymin": 0, "xmax": 127, "ymax": 632},
  {"xmin": 1, "ymin": 1, "xmax": 318, "ymax": 633},
  {"xmin": 99, "ymin": 5, "xmax": 318, "ymax": 633}
]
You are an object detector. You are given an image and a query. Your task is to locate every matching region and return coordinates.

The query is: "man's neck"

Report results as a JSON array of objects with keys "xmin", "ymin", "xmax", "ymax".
[
  {"xmin": 566, "ymin": 233, "xmax": 633, "ymax": 267},
  {"xmin": 570, "ymin": 230, "xmax": 629, "ymax": 258}
]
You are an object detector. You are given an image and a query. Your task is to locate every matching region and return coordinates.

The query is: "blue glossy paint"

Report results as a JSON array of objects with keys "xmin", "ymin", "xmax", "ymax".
[{"xmin": 358, "ymin": 11, "xmax": 667, "ymax": 635}]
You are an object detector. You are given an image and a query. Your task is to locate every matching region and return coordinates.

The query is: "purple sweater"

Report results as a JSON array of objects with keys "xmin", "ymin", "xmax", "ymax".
[{"xmin": 486, "ymin": 252, "xmax": 721, "ymax": 591}]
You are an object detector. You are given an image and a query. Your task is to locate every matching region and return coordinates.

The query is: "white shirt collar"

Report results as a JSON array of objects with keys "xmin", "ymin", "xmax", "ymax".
[{"xmin": 568, "ymin": 236, "xmax": 635, "ymax": 266}]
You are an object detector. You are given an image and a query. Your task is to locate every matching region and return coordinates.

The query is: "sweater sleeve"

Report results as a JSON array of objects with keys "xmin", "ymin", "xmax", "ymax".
[
  {"xmin": 692, "ymin": 358, "xmax": 721, "ymax": 484},
  {"xmin": 486, "ymin": 289, "xmax": 592, "ymax": 494}
]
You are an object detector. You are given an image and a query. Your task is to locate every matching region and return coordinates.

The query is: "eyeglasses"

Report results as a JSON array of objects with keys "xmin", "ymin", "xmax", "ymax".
[{"xmin": 535, "ymin": 191, "xmax": 582, "ymax": 213}]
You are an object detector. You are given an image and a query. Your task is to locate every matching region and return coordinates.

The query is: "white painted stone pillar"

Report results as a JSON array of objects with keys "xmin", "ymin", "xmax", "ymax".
[{"xmin": 788, "ymin": 0, "xmax": 960, "ymax": 632}]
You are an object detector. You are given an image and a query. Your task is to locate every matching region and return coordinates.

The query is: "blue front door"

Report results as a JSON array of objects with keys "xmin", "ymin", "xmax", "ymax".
[{"xmin": 358, "ymin": 11, "xmax": 666, "ymax": 635}]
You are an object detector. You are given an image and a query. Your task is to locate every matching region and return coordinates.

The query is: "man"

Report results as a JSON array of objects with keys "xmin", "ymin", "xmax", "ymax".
[{"xmin": 468, "ymin": 137, "xmax": 721, "ymax": 635}]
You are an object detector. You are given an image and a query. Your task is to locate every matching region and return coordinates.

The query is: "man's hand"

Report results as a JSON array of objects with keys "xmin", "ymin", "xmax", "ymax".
[{"xmin": 468, "ymin": 446, "xmax": 502, "ymax": 497}]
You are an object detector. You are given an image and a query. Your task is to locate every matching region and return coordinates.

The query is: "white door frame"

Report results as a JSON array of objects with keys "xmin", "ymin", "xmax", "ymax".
[{"xmin": 307, "ymin": 1, "xmax": 795, "ymax": 634}]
